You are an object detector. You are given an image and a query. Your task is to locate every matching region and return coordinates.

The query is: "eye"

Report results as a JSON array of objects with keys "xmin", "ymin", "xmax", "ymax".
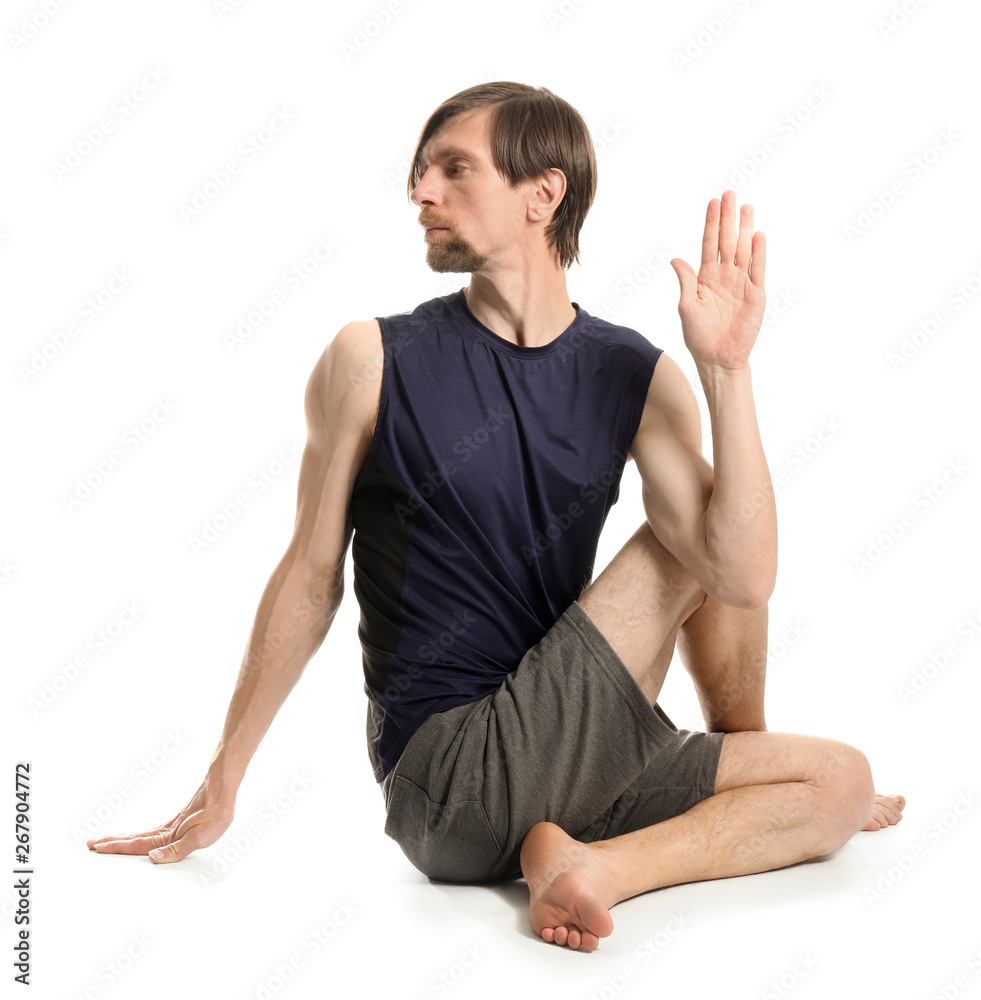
[{"xmin": 446, "ymin": 165, "xmax": 465, "ymax": 175}]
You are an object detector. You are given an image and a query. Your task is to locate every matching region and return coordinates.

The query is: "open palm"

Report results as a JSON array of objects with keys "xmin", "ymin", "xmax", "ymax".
[
  {"xmin": 86, "ymin": 776, "xmax": 235, "ymax": 863},
  {"xmin": 670, "ymin": 189, "xmax": 766, "ymax": 372}
]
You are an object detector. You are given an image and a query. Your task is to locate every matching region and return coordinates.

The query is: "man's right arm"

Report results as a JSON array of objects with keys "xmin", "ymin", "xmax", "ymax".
[{"xmin": 86, "ymin": 319, "xmax": 383, "ymax": 862}]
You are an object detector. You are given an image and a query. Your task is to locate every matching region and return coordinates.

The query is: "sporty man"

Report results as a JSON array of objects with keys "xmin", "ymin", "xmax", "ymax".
[{"xmin": 87, "ymin": 82, "xmax": 904, "ymax": 951}]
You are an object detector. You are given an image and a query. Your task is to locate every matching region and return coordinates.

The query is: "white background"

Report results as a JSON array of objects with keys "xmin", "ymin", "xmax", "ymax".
[{"xmin": 3, "ymin": 0, "xmax": 980, "ymax": 997}]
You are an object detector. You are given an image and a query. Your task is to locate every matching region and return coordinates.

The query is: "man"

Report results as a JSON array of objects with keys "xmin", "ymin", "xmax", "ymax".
[{"xmin": 87, "ymin": 82, "xmax": 904, "ymax": 951}]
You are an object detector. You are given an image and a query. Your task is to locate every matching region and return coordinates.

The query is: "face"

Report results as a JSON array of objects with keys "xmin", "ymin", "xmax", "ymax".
[{"xmin": 410, "ymin": 108, "xmax": 531, "ymax": 274}]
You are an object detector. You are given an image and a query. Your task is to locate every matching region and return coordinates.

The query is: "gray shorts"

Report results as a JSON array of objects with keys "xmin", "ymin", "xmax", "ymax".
[{"xmin": 380, "ymin": 599, "xmax": 725, "ymax": 883}]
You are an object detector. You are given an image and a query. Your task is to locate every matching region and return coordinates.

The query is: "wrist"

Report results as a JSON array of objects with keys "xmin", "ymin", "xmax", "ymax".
[{"xmin": 205, "ymin": 753, "xmax": 244, "ymax": 806}]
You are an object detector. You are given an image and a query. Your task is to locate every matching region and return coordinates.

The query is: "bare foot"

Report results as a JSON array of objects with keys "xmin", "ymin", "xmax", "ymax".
[
  {"xmin": 863, "ymin": 793, "xmax": 905, "ymax": 831},
  {"xmin": 520, "ymin": 822, "xmax": 619, "ymax": 951}
]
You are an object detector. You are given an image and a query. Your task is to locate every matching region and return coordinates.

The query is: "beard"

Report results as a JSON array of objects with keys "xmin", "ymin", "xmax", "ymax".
[{"xmin": 425, "ymin": 230, "xmax": 488, "ymax": 273}]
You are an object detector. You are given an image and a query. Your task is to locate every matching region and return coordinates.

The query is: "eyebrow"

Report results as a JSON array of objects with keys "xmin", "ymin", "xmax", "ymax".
[{"xmin": 418, "ymin": 144, "xmax": 480, "ymax": 166}]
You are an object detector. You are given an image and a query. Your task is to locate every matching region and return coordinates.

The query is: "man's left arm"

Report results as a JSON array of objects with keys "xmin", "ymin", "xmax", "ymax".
[{"xmin": 630, "ymin": 189, "xmax": 775, "ymax": 610}]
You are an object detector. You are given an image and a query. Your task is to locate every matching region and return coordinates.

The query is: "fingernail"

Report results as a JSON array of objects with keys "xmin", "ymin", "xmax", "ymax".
[{"xmin": 149, "ymin": 849, "xmax": 164, "ymax": 861}]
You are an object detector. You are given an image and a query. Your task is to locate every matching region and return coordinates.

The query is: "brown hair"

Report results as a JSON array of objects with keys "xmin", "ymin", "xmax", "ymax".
[{"xmin": 407, "ymin": 81, "xmax": 597, "ymax": 270}]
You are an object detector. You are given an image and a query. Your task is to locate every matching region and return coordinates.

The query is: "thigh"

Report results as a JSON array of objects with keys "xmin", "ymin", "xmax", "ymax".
[
  {"xmin": 385, "ymin": 599, "xmax": 687, "ymax": 882},
  {"xmin": 713, "ymin": 731, "xmax": 864, "ymax": 794},
  {"xmin": 575, "ymin": 724, "xmax": 725, "ymax": 843}
]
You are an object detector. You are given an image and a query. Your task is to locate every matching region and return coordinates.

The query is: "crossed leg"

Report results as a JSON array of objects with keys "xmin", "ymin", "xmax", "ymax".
[{"xmin": 520, "ymin": 520, "xmax": 905, "ymax": 950}]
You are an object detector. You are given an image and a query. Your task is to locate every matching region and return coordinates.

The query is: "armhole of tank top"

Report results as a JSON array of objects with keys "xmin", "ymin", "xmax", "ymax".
[
  {"xmin": 370, "ymin": 315, "xmax": 392, "ymax": 453},
  {"xmin": 626, "ymin": 347, "xmax": 662, "ymax": 455}
]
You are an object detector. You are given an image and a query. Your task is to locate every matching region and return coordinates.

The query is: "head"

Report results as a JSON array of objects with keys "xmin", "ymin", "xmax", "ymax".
[{"xmin": 407, "ymin": 82, "xmax": 597, "ymax": 273}]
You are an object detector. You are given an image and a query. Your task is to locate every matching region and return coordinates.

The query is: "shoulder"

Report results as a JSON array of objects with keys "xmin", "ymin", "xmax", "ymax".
[
  {"xmin": 305, "ymin": 320, "xmax": 384, "ymax": 444},
  {"xmin": 628, "ymin": 351, "xmax": 702, "ymax": 459},
  {"xmin": 579, "ymin": 311, "xmax": 663, "ymax": 369}
]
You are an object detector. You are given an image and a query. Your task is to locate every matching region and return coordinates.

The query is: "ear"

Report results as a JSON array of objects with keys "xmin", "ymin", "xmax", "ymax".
[{"xmin": 526, "ymin": 167, "xmax": 567, "ymax": 223}]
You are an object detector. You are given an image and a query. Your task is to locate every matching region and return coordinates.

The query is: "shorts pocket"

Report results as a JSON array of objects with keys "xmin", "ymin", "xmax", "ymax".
[{"xmin": 383, "ymin": 774, "xmax": 503, "ymax": 883}]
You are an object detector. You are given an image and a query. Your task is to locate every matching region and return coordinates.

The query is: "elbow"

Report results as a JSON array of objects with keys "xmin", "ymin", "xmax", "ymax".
[
  {"xmin": 738, "ymin": 576, "xmax": 775, "ymax": 611},
  {"xmin": 707, "ymin": 564, "xmax": 775, "ymax": 611}
]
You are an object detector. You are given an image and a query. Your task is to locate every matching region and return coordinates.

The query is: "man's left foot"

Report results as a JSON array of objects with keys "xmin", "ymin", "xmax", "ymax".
[{"xmin": 864, "ymin": 793, "xmax": 905, "ymax": 830}]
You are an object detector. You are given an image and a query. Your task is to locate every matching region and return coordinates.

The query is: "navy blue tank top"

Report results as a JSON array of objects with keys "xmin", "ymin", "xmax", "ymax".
[{"xmin": 349, "ymin": 288, "xmax": 662, "ymax": 781}]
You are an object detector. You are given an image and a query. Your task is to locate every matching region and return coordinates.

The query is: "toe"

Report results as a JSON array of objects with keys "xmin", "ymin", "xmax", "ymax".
[
  {"xmin": 583, "ymin": 932, "xmax": 600, "ymax": 951},
  {"xmin": 554, "ymin": 925, "xmax": 569, "ymax": 947},
  {"xmin": 568, "ymin": 928, "xmax": 581, "ymax": 950},
  {"xmin": 542, "ymin": 927, "xmax": 555, "ymax": 944}
]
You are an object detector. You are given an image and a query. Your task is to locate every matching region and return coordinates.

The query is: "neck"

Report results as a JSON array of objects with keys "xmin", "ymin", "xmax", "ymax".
[{"xmin": 462, "ymin": 260, "xmax": 576, "ymax": 349}]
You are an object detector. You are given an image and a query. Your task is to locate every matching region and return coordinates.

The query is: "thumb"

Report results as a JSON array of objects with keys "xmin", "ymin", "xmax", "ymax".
[
  {"xmin": 670, "ymin": 257, "xmax": 696, "ymax": 305},
  {"xmin": 148, "ymin": 835, "xmax": 195, "ymax": 864}
]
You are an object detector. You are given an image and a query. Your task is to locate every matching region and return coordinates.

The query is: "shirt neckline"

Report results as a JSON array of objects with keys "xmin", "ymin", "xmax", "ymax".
[{"xmin": 453, "ymin": 287, "xmax": 588, "ymax": 358}]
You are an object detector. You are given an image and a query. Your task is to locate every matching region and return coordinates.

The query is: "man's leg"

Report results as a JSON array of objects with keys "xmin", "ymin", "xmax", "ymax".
[
  {"xmin": 676, "ymin": 592, "xmax": 769, "ymax": 732},
  {"xmin": 524, "ymin": 519, "xmax": 904, "ymax": 950},
  {"xmin": 520, "ymin": 731, "xmax": 898, "ymax": 949}
]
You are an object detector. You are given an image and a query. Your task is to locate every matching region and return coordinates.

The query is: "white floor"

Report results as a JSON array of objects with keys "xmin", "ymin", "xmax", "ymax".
[
  {"xmin": 51, "ymin": 804, "xmax": 977, "ymax": 999},
  {"xmin": 21, "ymin": 705, "xmax": 979, "ymax": 1000}
]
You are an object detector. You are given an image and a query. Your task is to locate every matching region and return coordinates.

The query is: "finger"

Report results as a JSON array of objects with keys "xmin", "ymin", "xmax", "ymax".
[
  {"xmin": 87, "ymin": 830, "xmax": 162, "ymax": 850},
  {"xmin": 749, "ymin": 230, "xmax": 766, "ymax": 290},
  {"xmin": 670, "ymin": 258, "xmax": 697, "ymax": 305},
  {"xmin": 700, "ymin": 196, "xmax": 721, "ymax": 267},
  {"xmin": 718, "ymin": 190, "xmax": 738, "ymax": 264},
  {"xmin": 149, "ymin": 831, "xmax": 199, "ymax": 864},
  {"xmin": 91, "ymin": 833, "xmax": 173, "ymax": 856},
  {"xmin": 734, "ymin": 203, "xmax": 754, "ymax": 271}
]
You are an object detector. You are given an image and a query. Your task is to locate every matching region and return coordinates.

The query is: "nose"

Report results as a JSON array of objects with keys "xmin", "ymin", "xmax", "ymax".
[{"xmin": 410, "ymin": 164, "xmax": 439, "ymax": 207}]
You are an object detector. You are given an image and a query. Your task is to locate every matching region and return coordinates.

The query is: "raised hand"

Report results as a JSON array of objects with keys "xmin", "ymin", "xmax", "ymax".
[
  {"xmin": 85, "ymin": 775, "xmax": 235, "ymax": 864},
  {"xmin": 670, "ymin": 189, "xmax": 766, "ymax": 373}
]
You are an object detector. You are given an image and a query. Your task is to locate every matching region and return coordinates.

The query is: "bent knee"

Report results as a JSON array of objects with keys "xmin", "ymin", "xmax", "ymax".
[{"xmin": 812, "ymin": 743, "xmax": 875, "ymax": 849}]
